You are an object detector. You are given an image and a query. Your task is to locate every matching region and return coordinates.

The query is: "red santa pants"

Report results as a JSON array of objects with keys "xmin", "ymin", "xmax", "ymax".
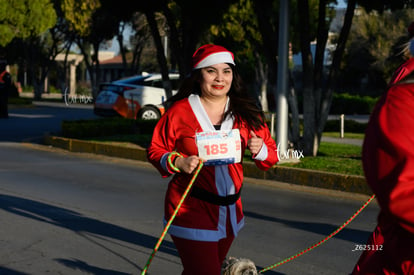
[{"xmin": 171, "ymin": 218, "xmax": 235, "ymax": 275}]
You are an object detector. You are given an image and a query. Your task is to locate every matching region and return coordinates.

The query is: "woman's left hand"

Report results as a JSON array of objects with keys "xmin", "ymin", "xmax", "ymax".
[{"xmin": 248, "ymin": 130, "xmax": 263, "ymax": 155}]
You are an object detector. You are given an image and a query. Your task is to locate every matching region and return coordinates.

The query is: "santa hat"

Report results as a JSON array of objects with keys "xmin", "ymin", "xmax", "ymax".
[{"xmin": 192, "ymin": 44, "xmax": 235, "ymax": 69}]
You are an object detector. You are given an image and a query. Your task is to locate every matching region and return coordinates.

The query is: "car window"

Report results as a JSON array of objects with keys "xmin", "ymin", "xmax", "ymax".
[
  {"xmin": 144, "ymin": 76, "xmax": 180, "ymax": 90},
  {"xmin": 150, "ymin": 79, "xmax": 164, "ymax": 88}
]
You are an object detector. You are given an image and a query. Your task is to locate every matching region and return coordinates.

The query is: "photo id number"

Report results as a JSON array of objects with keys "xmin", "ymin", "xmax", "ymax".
[{"xmin": 352, "ymin": 244, "xmax": 383, "ymax": 252}]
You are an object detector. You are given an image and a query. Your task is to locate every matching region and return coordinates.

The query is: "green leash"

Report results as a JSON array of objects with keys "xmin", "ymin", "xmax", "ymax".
[{"xmin": 259, "ymin": 194, "xmax": 376, "ymax": 273}]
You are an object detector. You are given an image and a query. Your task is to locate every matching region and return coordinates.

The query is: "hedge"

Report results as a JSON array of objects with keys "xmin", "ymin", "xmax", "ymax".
[
  {"xmin": 324, "ymin": 119, "xmax": 367, "ymax": 133},
  {"xmin": 61, "ymin": 118, "xmax": 158, "ymax": 139},
  {"xmin": 330, "ymin": 93, "xmax": 378, "ymax": 114}
]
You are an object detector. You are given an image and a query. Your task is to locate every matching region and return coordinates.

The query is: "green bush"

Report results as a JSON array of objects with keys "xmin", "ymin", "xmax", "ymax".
[
  {"xmin": 324, "ymin": 119, "xmax": 367, "ymax": 133},
  {"xmin": 22, "ymin": 85, "xmax": 34, "ymax": 93},
  {"xmin": 8, "ymin": 97, "xmax": 32, "ymax": 105},
  {"xmin": 61, "ymin": 118, "xmax": 158, "ymax": 139},
  {"xmin": 48, "ymin": 86, "xmax": 61, "ymax": 94},
  {"xmin": 330, "ymin": 93, "xmax": 378, "ymax": 114}
]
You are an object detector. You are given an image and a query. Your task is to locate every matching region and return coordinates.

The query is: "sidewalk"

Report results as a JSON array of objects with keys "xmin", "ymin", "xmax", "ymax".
[
  {"xmin": 322, "ymin": 136, "xmax": 363, "ymax": 146},
  {"xmin": 20, "ymin": 91, "xmax": 63, "ymax": 99}
]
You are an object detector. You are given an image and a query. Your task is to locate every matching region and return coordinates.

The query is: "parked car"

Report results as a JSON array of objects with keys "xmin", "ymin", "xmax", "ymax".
[{"xmin": 94, "ymin": 73, "xmax": 180, "ymax": 120}]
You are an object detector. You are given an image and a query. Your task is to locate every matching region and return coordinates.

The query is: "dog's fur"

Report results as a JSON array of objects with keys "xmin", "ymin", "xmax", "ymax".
[{"xmin": 221, "ymin": 257, "xmax": 258, "ymax": 275}]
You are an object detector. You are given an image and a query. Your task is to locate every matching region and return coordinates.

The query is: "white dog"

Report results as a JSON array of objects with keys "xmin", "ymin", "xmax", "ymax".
[{"xmin": 221, "ymin": 257, "xmax": 258, "ymax": 275}]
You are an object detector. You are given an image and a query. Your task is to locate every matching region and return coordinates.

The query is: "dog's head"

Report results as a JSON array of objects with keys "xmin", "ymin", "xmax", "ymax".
[{"xmin": 222, "ymin": 257, "xmax": 258, "ymax": 275}]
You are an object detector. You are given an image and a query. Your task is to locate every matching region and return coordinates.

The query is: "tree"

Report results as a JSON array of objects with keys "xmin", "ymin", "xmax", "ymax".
[
  {"xmin": 127, "ymin": 13, "xmax": 153, "ymax": 74},
  {"xmin": 357, "ymin": 0, "xmax": 414, "ymax": 13},
  {"xmin": 294, "ymin": 0, "xmax": 353, "ymax": 156},
  {"xmin": 0, "ymin": 0, "xmax": 58, "ymax": 99},
  {"xmin": 25, "ymin": 28, "xmax": 66, "ymax": 99},
  {"xmin": 0, "ymin": 0, "xmax": 57, "ymax": 47},
  {"xmin": 253, "ymin": 0, "xmax": 280, "ymax": 113},
  {"xmin": 208, "ymin": 0, "xmax": 268, "ymax": 109},
  {"xmin": 61, "ymin": 0, "xmax": 127, "ymax": 97},
  {"xmin": 126, "ymin": 0, "xmax": 235, "ymax": 99},
  {"xmin": 249, "ymin": 0, "xmax": 330, "ymax": 154},
  {"xmin": 342, "ymin": 9, "xmax": 414, "ymax": 96},
  {"xmin": 295, "ymin": 0, "xmax": 414, "ymax": 156},
  {"xmin": 157, "ymin": 0, "xmax": 234, "ymax": 76}
]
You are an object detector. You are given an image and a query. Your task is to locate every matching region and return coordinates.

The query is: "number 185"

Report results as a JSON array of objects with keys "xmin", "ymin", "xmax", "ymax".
[{"xmin": 204, "ymin": 144, "xmax": 228, "ymax": 155}]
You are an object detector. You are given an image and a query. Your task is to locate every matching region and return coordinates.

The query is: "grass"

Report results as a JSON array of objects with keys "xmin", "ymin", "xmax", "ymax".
[
  {"xmin": 279, "ymin": 142, "xmax": 363, "ymax": 176},
  {"xmin": 88, "ymin": 134, "xmax": 153, "ymax": 148}
]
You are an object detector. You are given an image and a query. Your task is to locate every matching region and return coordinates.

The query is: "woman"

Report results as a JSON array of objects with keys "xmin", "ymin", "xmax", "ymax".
[
  {"xmin": 351, "ymin": 28, "xmax": 414, "ymax": 274},
  {"xmin": 147, "ymin": 44, "xmax": 278, "ymax": 274}
]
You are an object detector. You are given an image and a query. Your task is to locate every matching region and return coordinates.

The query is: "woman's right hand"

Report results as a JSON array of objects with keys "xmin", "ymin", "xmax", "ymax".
[{"xmin": 175, "ymin": 155, "xmax": 202, "ymax": 174}]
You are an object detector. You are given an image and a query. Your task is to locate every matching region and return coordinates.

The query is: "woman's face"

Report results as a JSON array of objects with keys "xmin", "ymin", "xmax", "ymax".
[{"xmin": 199, "ymin": 63, "xmax": 233, "ymax": 99}]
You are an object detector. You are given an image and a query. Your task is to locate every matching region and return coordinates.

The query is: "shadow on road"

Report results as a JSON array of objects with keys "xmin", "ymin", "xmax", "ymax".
[
  {"xmin": 244, "ymin": 210, "xmax": 371, "ymax": 244},
  {"xmin": 0, "ymin": 193, "xmax": 177, "ymax": 273},
  {"xmin": 55, "ymin": 259, "xmax": 131, "ymax": 275},
  {"xmin": 0, "ymin": 267, "xmax": 30, "ymax": 275},
  {"xmin": 0, "ymin": 104, "xmax": 98, "ymax": 143}
]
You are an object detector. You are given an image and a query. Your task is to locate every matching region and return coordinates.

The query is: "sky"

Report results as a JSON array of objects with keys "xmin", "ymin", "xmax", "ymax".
[{"xmin": 336, "ymin": 0, "xmax": 347, "ymax": 8}]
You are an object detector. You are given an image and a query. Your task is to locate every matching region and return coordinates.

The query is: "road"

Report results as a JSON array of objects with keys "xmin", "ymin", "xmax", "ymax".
[
  {"xmin": 1, "ymin": 102, "xmax": 99, "ymax": 142},
  {"xmin": 0, "ymin": 143, "xmax": 379, "ymax": 275}
]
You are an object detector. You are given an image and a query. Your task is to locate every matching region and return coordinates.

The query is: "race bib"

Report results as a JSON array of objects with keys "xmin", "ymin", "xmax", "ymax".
[{"xmin": 196, "ymin": 129, "xmax": 241, "ymax": 166}]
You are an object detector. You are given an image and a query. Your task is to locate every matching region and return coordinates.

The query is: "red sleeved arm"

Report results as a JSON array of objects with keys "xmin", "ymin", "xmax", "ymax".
[
  {"xmin": 147, "ymin": 112, "xmax": 178, "ymax": 177},
  {"xmin": 251, "ymin": 124, "xmax": 278, "ymax": 171}
]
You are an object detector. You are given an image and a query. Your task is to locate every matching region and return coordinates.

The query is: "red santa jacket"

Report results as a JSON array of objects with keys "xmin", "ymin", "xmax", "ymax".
[
  {"xmin": 147, "ymin": 94, "xmax": 278, "ymax": 241},
  {"xmin": 352, "ymin": 75, "xmax": 414, "ymax": 274}
]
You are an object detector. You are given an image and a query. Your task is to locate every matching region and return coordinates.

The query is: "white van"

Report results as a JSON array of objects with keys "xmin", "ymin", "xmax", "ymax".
[{"xmin": 94, "ymin": 73, "xmax": 180, "ymax": 120}]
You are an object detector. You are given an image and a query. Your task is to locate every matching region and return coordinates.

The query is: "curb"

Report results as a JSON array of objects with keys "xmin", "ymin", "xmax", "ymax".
[{"xmin": 43, "ymin": 136, "xmax": 371, "ymax": 195}]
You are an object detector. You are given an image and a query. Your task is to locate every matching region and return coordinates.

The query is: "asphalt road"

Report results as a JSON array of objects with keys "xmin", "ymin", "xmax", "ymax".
[
  {"xmin": 0, "ymin": 142, "xmax": 379, "ymax": 275},
  {"xmin": 1, "ymin": 102, "xmax": 99, "ymax": 142}
]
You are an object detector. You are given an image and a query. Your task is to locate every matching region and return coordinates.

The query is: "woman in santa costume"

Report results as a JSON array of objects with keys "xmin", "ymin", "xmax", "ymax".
[
  {"xmin": 147, "ymin": 44, "xmax": 278, "ymax": 274},
  {"xmin": 351, "ymin": 25, "xmax": 414, "ymax": 275}
]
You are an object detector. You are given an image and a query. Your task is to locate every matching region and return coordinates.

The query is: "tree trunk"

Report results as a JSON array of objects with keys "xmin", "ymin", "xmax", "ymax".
[
  {"xmin": 145, "ymin": 10, "xmax": 172, "ymax": 99},
  {"xmin": 318, "ymin": 0, "xmax": 357, "ymax": 140},
  {"xmin": 162, "ymin": 3, "xmax": 186, "ymax": 80},
  {"xmin": 131, "ymin": 44, "xmax": 143, "ymax": 74},
  {"xmin": 314, "ymin": 0, "xmax": 328, "ymax": 123},
  {"xmin": 253, "ymin": 0, "xmax": 279, "ymax": 113},
  {"xmin": 297, "ymin": 0, "xmax": 317, "ymax": 156},
  {"xmin": 92, "ymin": 42, "xmax": 101, "ymax": 98},
  {"xmin": 77, "ymin": 41, "xmax": 96, "ymax": 98},
  {"xmin": 117, "ymin": 22, "xmax": 128, "ymax": 76},
  {"xmin": 254, "ymin": 51, "xmax": 269, "ymax": 112},
  {"xmin": 288, "ymin": 70, "xmax": 300, "ymax": 148}
]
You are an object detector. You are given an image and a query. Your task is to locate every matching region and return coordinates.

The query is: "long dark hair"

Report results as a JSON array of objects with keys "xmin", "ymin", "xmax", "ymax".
[{"xmin": 166, "ymin": 65, "xmax": 265, "ymax": 130}]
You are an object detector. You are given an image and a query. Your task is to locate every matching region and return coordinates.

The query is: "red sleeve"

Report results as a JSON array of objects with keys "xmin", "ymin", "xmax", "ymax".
[
  {"xmin": 365, "ymin": 84, "xmax": 414, "ymax": 233},
  {"xmin": 252, "ymin": 124, "xmax": 279, "ymax": 171},
  {"xmin": 147, "ymin": 110, "xmax": 177, "ymax": 177}
]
